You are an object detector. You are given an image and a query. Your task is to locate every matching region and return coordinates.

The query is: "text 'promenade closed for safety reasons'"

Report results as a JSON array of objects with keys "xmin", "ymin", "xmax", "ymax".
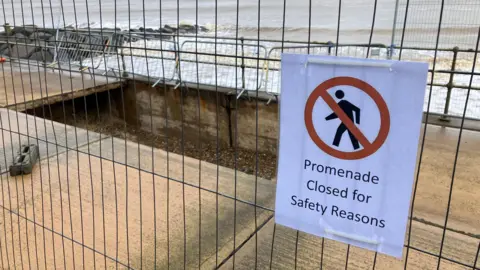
[{"xmin": 275, "ymin": 54, "xmax": 429, "ymax": 258}]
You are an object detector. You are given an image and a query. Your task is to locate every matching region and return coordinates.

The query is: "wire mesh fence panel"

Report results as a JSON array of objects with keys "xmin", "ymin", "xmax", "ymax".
[
  {"xmin": 178, "ymin": 40, "xmax": 267, "ymax": 93},
  {"xmin": 120, "ymin": 37, "xmax": 178, "ymax": 81},
  {"xmin": 393, "ymin": 0, "xmax": 480, "ymax": 49},
  {"xmin": 263, "ymin": 45, "xmax": 331, "ymax": 96},
  {"xmin": 263, "ymin": 44, "xmax": 392, "ymax": 96},
  {"xmin": 52, "ymin": 30, "xmax": 114, "ymax": 72},
  {"xmin": 0, "ymin": 0, "xmax": 478, "ymax": 269}
]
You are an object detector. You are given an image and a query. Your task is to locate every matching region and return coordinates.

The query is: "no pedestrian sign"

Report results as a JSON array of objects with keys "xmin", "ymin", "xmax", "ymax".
[{"xmin": 275, "ymin": 54, "xmax": 428, "ymax": 258}]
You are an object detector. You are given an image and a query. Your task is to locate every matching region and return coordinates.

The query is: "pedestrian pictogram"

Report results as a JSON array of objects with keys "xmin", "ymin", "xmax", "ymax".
[
  {"xmin": 325, "ymin": 89, "xmax": 361, "ymax": 150},
  {"xmin": 304, "ymin": 76, "xmax": 390, "ymax": 160}
]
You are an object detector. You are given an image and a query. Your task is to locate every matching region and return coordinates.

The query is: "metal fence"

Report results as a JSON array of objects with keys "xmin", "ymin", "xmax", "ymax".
[
  {"xmin": 0, "ymin": 0, "xmax": 479, "ymax": 269},
  {"xmin": 4, "ymin": 29, "xmax": 480, "ymax": 119},
  {"xmin": 392, "ymin": 0, "xmax": 480, "ymax": 49}
]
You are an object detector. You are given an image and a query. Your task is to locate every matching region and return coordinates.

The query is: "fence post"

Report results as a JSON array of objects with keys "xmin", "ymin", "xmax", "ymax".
[
  {"xmin": 173, "ymin": 35, "xmax": 182, "ymax": 83},
  {"xmin": 387, "ymin": 44, "xmax": 394, "ymax": 60},
  {"xmin": 327, "ymin": 41, "xmax": 334, "ymax": 55},
  {"xmin": 121, "ymin": 48, "xmax": 128, "ymax": 78},
  {"xmin": 391, "ymin": 0, "xmax": 400, "ymax": 50},
  {"xmin": 241, "ymin": 37, "xmax": 246, "ymax": 92},
  {"xmin": 441, "ymin": 46, "xmax": 459, "ymax": 122}
]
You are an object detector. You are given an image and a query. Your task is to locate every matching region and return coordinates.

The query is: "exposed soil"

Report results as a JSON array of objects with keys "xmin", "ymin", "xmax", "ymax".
[{"xmin": 27, "ymin": 101, "xmax": 277, "ymax": 180}]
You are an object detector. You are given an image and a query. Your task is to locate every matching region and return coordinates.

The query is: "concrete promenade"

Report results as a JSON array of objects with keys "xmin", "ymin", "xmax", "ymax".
[
  {"xmin": 0, "ymin": 61, "xmax": 121, "ymax": 111},
  {"xmin": 0, "ymin": 108, "xmax": 477, "ymax": 269}
]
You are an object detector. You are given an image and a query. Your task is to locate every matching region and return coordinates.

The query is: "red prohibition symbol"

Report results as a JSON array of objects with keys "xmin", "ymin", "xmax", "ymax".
[{"xmin": 304, "ymin": 76, "xmax": 390, "ymax": 160}]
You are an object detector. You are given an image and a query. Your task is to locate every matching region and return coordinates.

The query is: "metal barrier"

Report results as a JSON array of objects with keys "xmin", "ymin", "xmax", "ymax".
[
  {"xmin": 118, "ymin": 35, "xmax": 178, "ymax": 83},
  {"xmin": 104, "ymin": 35, "xmax": 480, "ymax": 119},
  {"xmin": 178, "ymin": 39, "xmax": 268, "ymax": 98},
  {"xmin": 48, "ymin": 30, "xmax": 115, "ymax": 76},
  {"xmin": 0, "ymin": 28, "xmax": 120, "ymax": 78},
  {"xmin": 4, "ymin": 28, "xmax": 478, "ymax": 120},
  {"xmin": 263, "ymin": 44, "xmax": 332, "ymax": 98},
  {"xmin": 262, "ymin": 43, "xmax": 390, "ymax": 100}
]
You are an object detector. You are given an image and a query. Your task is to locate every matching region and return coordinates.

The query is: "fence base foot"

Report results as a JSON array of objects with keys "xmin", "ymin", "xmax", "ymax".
[
  {"xmin": 266, "ymin": 94, "xmax": 278, "ymax": 105},
  {"xmin": 236, "ymin": 88, "xmax": 246, "ymax": 99},
  {"xmin": 152, "ymin": 78, "xmax": 163, "ymax": 88},
  {"xmin": 9, "ymin": 144, "xmax": 39, "ymax": 177}
]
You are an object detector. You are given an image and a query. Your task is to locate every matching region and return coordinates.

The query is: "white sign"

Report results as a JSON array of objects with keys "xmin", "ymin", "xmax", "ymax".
[{"xmin": 275, "ymin": 54, "xmax": 428, "ymax": 258}]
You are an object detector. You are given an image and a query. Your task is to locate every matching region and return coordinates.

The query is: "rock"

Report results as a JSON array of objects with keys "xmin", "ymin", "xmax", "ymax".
[
  {"xmin": 179, "ymin": 24, "xmax": 195, "ymax": 32},
  {"xmin": 197, "ymin": 25, "xmax": 208, "ymax": 32},
  {"xmin": 13, "ymin": 33, "xmax": 27, "ymax": 38},
  {"xmin": 22, "ymin": 24, "xmax": 38, "ymax": 29},
  {"xmin": 161, "ymin": 27, "xmax": 174, "ymax": 34},
  {"xmin": 1, "ymin": 46, "xmax": 14, "ymax": 56},
  {"xmin": 10, "ymin": 33, "xmax": 29, "ymax": 43},
  {"xmin": 10, "ymin": 43, "xmax": 38, "ymax": 59},
  {"xmin": 138, "ymin": 27, "xmax": 155, "ymax": 33},
  {"xmin": 47, "ymin": 36, "xmax": 58, "ymax": 47},
  {"xmin": 0, "ymin": 43, "xmax": 12, "ymax": 55},
  {"xmin": 101, "ymin": 27, "xmax": 121, "ymax": 32},
  {"xmin": 29, "ymin": 50, "xmax": 54, "ymax": 62},
  {"xmin": 12, "ymin": 26, "xmax": 36, "ymax": 36},
  {"xmin": 41, "ymin": 28, "xmax": 57, "ymax": 36},
  {"xmin": 30, "ymin": 31, "xmax": 53, "ymax": 41},
  {"xmin": 27, "ymin": 40, "xmax": 46, "ymax": 48},
  {"xmin": 164, "ymin": 25, "xmax": 177, "ymax": 32}
]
